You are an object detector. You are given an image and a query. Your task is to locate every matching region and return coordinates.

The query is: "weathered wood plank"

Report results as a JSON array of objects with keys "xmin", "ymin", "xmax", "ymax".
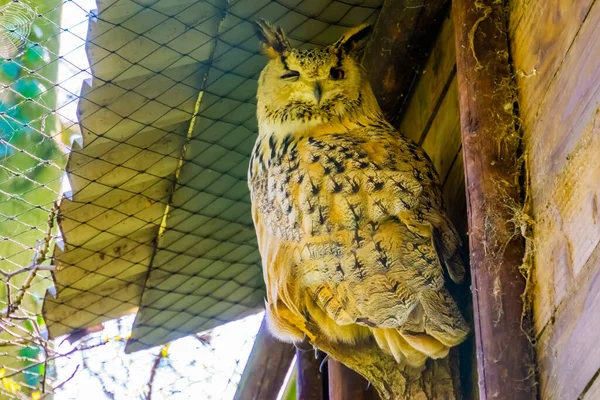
[
  {"xmin": 509, "ymin": 0, "xmax": 596, "ymax": 129},
  {"xmin": 233, "ymin": 316, "xmax": 295, "ymax": 400},
  {"xmin": 537, "ymin": 241, "xmax": 600, "ymax": 400},
  {"xmin": 452, "ymin": 0, "xmax": 536, "ymax": 398},
  {"xmin": 399, "ymin": 14, "xmax": 456, "ymax": 143},
  {"xmin": 363, "ymin": 0, "xmax": 450, "ymax": 126},
  {"xmin": 530, "ymin": 104, "xmax": 600, "ymax": 398},
  {"xmin": 328, "ymin": 359, "xmax": 379, "ymax": 400},
  {"xmin": 421, "ymin": 77, "xmax": 460, "ymax": 182},
  {"xmin": 442, "ymin": 149, "xmax": 466, "ymax": 243},
  {"xmin": 515, "ymin": 1, "xmax": 600, "ymax": 335}
]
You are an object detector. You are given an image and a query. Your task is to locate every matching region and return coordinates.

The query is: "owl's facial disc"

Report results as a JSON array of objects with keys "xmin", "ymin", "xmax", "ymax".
[
  {"xmin": 255, "ymin": 21, "xmax": 374, "ymax": 124},
  {"xmin": 257, "ymin": 48, "xmax": 365, "ymax": 122}
]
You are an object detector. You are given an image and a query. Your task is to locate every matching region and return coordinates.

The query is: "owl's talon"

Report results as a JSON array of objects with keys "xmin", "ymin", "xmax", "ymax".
[{"xmin": 319, "ymin": 354, "xmax": 329, "ymax": 372}]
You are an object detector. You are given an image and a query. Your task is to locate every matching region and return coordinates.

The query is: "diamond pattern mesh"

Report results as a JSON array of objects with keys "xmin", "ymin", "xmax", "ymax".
[{"xmin": 38, "ymin": 0, "xmax": 384, "ymax": 353}]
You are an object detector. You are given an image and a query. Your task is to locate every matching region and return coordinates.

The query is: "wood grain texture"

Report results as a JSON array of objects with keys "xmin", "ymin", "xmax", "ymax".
[
  {"xmin": 452, "ymin": 0, "xmax": 536, "ymax": 398},
  {"xmin": 536, "ymin": 241, "xmax": 600, "ymax": 400},
  {"xmin": 363, "ymin": 0, "xmax": 450, "ymax": 126},
  {"xmin": 399, "ymin": 14, "xmax": 456, "ymax": 144},
  {"xmin": 509, "ymin": 1, "xmax": 600, "ymax": 397},
  {"xmin": 510, "ymin": 0, "xmax": 596, "ymax": 128},
  {"xmin": 511, "ymin": 0, "xmax": 600, "ymax": 335},
  {"xmin": 328, "ymin": 359, "xmax": 379, "ymax": 400},
  {"xmin": 421, "ymin": 77, "xmax": 461, "ymax": 182},
  {"xmin": 233, "ymin": 317, "xmax": 295, "ymax": 400},
  {"xmin": 442, "ymin": 150, "xmax": 466, "ymax": 242}
]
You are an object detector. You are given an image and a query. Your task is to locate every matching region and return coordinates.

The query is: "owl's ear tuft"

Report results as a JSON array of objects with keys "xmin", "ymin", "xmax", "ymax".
[
  {"xmin": 332, "ymin": 23, "xmax": 373, "ymax": 55},
  {"xmin": 254, "ymin": 19, "xmax": 291, "ymax": 59}
]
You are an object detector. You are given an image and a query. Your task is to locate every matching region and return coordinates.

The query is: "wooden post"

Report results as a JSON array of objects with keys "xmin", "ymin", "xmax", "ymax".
[
  {"xmin": 296, "ymin": 347, "xmax": 326, "ymax": 400},
  {"xmin": 233, "ymin": 317, "xmax": 295, "ymax": 400},
  {"xmin": 452, "ymin": 0, "xmax": 536, "ymax": 399},
  {"xmin": 314, "ymin": 336, "xmax": 455, "ymax": 400},
  {"xmin": 328, "ymin": 360, "xmax": 379, "ymax": 400}
]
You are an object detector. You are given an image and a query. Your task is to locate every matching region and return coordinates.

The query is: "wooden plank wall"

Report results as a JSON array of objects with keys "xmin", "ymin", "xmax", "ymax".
[{"xmin": 510, "ymin": 0, "xmax": 600, "ymax": 398}]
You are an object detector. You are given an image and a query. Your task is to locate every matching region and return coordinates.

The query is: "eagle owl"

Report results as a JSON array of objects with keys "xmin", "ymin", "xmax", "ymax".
[{"xmin": 248, "ymin": 20, "xmax": 469, "ymax": 369}]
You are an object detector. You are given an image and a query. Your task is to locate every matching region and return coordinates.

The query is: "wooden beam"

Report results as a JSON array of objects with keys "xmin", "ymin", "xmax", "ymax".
[
  {"xmin": 233, "ymin": 316, "xmax": 295, "ymax": 400},
  {"xmin": 296, "ymin": 347, "xmax": 326, "ymax": 400},
  {"xmin": 452, "ymin": 0, "xmax": 536, "ymax": 399},
  {"xmin": 363, "ymin": 0, "xmax": 450, "ymax": 126},
  {"xmin": 328, "ymin": 360, "xmax": 379, "ymax": 400}
]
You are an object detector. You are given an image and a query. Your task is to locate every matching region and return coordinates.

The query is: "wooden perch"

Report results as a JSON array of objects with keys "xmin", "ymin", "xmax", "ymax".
[
  {"xmin": 296, "ymin": 346, "xmax": 326, "ymax": 400},
  {"xmin": 233, "ymin": 317, "xmax": 295, "ymax": 400},
  {"xmin": 313, "ymin": 336, "xmax": 454, "ymax": 400},
  {"xmin": 328, "ymin": 359, "xmax": 380, "ymax": 400},
  {"xmin": 452, "ymin": 0, "xmax": 537, "ymax": 398}
]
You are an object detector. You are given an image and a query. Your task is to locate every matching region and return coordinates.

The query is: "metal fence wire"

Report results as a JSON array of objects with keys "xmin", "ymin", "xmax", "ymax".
[{"xmin": 0, "ymin": 0, "xmax": 383, "ymax": 398}]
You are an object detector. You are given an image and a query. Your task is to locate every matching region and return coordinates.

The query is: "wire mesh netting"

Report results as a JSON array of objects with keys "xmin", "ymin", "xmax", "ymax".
[{"xmin": 0, "ymin": 0, "xmax": 383, "ymax": 397}]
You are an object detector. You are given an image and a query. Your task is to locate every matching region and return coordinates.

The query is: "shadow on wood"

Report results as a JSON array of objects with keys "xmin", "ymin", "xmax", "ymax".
[{"xmin": 328, "ymin": 359, "xmax": 380, "ymax": 400}]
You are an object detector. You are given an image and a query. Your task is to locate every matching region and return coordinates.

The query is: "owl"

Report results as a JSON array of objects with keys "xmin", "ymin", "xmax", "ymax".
[{"xmin": 248, "ymin": 20, "xmax": 469, "ymax": 371}]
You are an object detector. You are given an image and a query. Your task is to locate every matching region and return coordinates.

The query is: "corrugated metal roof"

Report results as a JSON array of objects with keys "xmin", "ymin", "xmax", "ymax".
[{"xmin": 43, "ymin": 0, "xmax": 384, "ymax": 352}]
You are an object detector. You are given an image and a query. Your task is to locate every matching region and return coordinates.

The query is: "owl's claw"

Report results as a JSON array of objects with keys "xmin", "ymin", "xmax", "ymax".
[{"xmin": 319, "ymin": 354, "xmax": 329, "ymax": 372}]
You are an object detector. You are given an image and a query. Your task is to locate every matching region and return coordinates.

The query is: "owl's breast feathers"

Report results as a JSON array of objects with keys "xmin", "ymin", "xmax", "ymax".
[{"xmin": 249, "ymin": 122, "xmax": 469, "ymax": 366}]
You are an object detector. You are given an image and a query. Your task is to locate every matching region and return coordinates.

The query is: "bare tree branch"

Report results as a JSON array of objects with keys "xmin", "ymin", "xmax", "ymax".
[{"xmin": 146, "ymin": 345, "xmax": 169, "ymax": 400}]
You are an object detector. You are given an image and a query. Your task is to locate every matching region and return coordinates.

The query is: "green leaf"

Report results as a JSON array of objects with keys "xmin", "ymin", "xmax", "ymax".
[
  {"xmin": 12, "ymin": 79, "xmax": 46, "ymax": 99},
  {"xmin": 22, "ymin": 44, "xmax": 50, "ymax": 66},
  {"xmin": 18, "ymin": 345, "xmax": 40, "ymax": 360},
  {"xmin": 0, "ymin": 61, "xmax": 21, "ymax": 80},
  {"xmin": 23, "ymin": 319, "xmax": 35, "ymax": 333}
]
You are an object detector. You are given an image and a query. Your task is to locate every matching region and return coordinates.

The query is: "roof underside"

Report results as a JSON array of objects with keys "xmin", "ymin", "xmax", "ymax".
[{"xmin": 43, "ymin": 0, "xmax": 385, "ymax": 352}]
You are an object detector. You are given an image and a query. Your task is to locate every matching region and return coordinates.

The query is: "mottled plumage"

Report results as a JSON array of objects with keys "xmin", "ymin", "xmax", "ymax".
[{"xmin": 249, "ymin": 20, "xmax": 469, "ymax": 368}]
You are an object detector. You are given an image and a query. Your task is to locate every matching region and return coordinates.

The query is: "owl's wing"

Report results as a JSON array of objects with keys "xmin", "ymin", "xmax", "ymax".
[{"xmin": 250, "ymin": 128, "xmax": 468, "ymax": 365}]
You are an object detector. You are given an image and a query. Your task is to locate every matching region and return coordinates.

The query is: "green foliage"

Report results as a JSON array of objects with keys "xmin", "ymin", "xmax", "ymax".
[
  {"xmin": 0, "ymin": 0, "xmax": 65, "ymax": 395},
  {"xmin": 0, "ymin": 61, "xmax": 20, "ymax": 80},
  {"xmin": 281, "ymin": 365, "xmax": 297, "ymax": 400},
  {"xmin": 12, "ymin": 77, "xmax": 46, "ymax": 99},
  {"xmin": 21, "ymin": 43, "xmax": 50, "ymax": 66}
]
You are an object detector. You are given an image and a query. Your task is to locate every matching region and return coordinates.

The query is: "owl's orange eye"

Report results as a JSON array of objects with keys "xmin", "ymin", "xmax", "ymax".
[
  {"xmin": 330, "ymin": 67, "xmax": 344, "ymax": 80},
  {"xmin": 281, "ymin": 70, "xmax": 300, "ymax": 80}
]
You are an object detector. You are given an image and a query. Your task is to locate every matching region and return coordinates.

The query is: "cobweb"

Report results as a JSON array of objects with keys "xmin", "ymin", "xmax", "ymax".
[{"xmin": 0, "ymin": 0, "xmax": 36, "ymax": 58}]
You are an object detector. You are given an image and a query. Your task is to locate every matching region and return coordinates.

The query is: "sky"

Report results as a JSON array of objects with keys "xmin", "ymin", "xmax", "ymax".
[{"xmin": 52, "ymin": 312, "xmax": 264, "ymax": 400}]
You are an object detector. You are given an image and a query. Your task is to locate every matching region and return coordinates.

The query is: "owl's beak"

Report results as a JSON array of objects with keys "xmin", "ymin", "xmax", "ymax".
[{"xmin": 313, "ymin": 82, "xmax": 322, "ymax": 104}]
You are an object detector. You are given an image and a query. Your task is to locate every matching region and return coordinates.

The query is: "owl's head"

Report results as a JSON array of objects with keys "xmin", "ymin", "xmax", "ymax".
[{"xmin": 254, "ymin": 20, "xmax": 382, "ymax": 127}]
